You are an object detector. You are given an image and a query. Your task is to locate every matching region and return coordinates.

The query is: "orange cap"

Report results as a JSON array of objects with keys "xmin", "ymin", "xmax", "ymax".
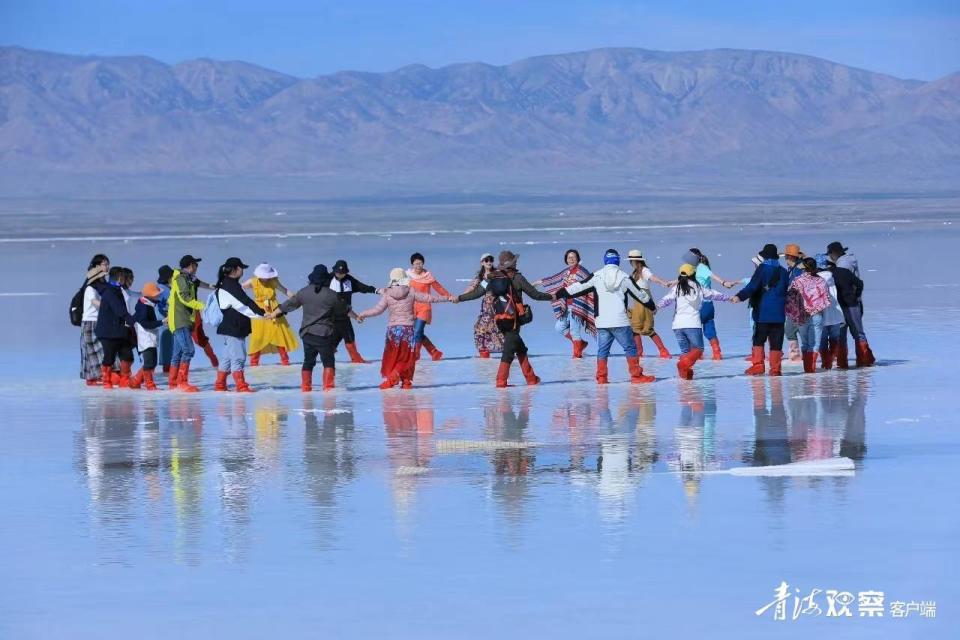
[{"xmin": 142, "ymin": 282, "xmax": 162, "ymax": 299}]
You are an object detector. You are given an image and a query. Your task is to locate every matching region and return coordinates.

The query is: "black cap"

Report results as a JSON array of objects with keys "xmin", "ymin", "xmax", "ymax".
[
  {"xmin": 179, "ymin": 254, "xmax": 202, "ymax": 268},
  {"xmin": 157, "ymin": 265, "xmax": 174, "ymax": 284},
  {"xmin": 826, "ymin": 241, "xmax": 848, "ymax": 256},
  {"xmin": 223, "ymin": 257, "xmax": 249, "ymax": 270},
  {"xmin": 759, "ymin": 244, "xmax": 779, "ymax": 260},
  {"xmin": 332, "ymin": 259, "xmax": 349, "ymax": 274}
]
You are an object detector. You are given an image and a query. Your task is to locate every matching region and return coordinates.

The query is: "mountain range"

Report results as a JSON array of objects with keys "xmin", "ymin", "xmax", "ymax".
[{"xmin": 1, "ymin": 45, "xmax": 958, "ymax": 185}]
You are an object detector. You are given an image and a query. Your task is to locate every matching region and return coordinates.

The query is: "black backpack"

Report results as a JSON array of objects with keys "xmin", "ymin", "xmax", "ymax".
[
  {"xmin": 69, "ymin": 281, "xmax": 88, "ymax": 326},
  {"xmin": 487, "ymin": 270, "xmax": 532, "ymax": 331}
]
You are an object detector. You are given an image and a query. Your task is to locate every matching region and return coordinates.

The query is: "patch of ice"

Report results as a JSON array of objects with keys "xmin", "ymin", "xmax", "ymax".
[{"xmin": 725, "ymin": 457, "xmax": 855, "ymax": 477}]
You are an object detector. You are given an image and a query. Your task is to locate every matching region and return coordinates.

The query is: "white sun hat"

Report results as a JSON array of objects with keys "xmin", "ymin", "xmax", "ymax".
[{"xmin": 254, "ymin": 262, "xmax": 279, "ymax": 279}]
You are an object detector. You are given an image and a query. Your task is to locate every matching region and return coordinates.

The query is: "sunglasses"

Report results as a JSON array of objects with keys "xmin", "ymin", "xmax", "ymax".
[{"xmin": 482, "ymin": 257, "xmax": 494, "ymax": 263}]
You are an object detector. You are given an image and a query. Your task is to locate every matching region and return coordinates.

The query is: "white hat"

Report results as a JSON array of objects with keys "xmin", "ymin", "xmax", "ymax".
[
  {"xmin": 254, "ymin": 262, "xmax": 279, "ymax": 279},
  {"xmin": 627, "ymin": 249, "xmax": 644, "ymax": 260},
  {"xmin": 481, "ymin": 253, "xmax": 494, "ymax": 261},
  {"xmin": 388, "ymin": 267, "xmax": 409, "ymax": 286}
]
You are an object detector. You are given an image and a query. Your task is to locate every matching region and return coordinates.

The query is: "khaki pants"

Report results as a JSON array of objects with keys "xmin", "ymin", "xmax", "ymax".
[{"xmin": 629, "ymin": 303, "xmax": 656, "ymax": 336}]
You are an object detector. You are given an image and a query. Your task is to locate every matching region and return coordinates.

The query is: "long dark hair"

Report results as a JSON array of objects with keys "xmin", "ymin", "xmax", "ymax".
[
  {"xmin": 676, "ymin": 273, "xmax": 698, "ymax": 297},
  {"xmin": 689, "ymin": 248, "xmax": 710, "ymax": 268},
  {"xmin": 88, "ymin": 254, "xmax": 109, "ymax": 270},
  {"xmin": 215, "ymin": 264, "xmax": 230, "ymax": 289}
]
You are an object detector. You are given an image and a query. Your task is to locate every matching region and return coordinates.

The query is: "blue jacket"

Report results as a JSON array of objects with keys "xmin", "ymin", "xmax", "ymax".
[
  {"xmin": 94, "ymin": 281, "xmax": 135, "ymax": 340},
  {"xmin": 735, "ymin": 259, "xmax": 788, "ymax": 324}
]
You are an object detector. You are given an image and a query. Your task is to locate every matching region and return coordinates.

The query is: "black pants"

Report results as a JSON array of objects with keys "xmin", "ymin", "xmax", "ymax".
[
  {"xmin": 140, "ymin": 347, "xmax": 157, "ymax": 370},
  {"xmin": 100, "ymin": 337, "xmax": 134, "ymax": 367},
  {"xmin": 337, "ymin": 318, "xmax": 357, "ymax": 344},
  {"xmin": 501, "ymin": 330, "xmax": 529, "ymax": 363},
  {"xmin": 752, "ymin": 322, "xmax": 785, "ymax": 351},
  {"xmin": 303, "ymin": 333, "xmax": 341, "ymax": 371}
]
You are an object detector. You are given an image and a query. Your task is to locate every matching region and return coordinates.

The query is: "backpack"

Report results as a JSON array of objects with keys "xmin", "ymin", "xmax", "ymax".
[
  {"xmin": 69, "ymin": 282, "xmax": 87, "ymax": 326},
  {"xmin": 488, "ymin": 270, "xmax": 532, "ymax": 331},
  {"xmin": 201, "ymin": 290, "xmax": 223, "ymax": 327}
]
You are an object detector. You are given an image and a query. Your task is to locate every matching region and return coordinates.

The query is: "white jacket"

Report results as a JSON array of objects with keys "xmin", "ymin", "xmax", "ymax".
[
  {"xmin": 657, "ymin": 284, "xmax": 729, "ymax": 330},
  {"xmin": 135, "ymin": 298, "xmax": 159, "ymax": 351},
  {"xmin": 817, "ymin": 270, "xmax": 844, "ymax": 327},
  {"xmin": 565, "ymin": 264, "xmax": 650, "ymax": 329}
]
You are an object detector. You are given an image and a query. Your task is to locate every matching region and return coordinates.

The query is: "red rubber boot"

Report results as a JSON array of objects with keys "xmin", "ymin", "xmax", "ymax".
[
  {"xmin": 301, "ymin": 370, "xmax": 313, "ymax": 392},
  {"xmin": 745, "ymin": 346, "xmax": 766, "ymax": 376},
  {"xmin": 129, "ymin": 369, "xmax": 145, "ymax": 390},
  {"xmin": 249, "ymin": 351, "xmax": 261, "ymax": 367},
  {"xmin": 709, "ymin": 338, "xmax": 723, "ymax": 361},
  {"xmin": 101, "ymin": 365, "xmax": 114, "ymax": 390},
  {"xmin": 322, "ymin": 368, "xmax": 335, "ymax": 391},
  {"xmin": 142, "ymin": 369, "xmax": 158, "ymax": 391},
  {"xmin": 214, "ymin": 370, "xmax": 229, "ymax": 391},
  {"xmin": 232, "ymin": 371, "xmax": 255, "ymax": 393},
  {"xmin": 495, "ymin": 361, "xmax": 512, "ymax": 388},
  {"xmin": 421, "ymin": 337, "xmax": 443, "ymax": 361},
  {"xmin": 118, "ymin": 360, "xmax": 132, "ymax": 388},
  {"xmin": 278, "ymin": 347, "xmax": 290, "ymax": 366},
  {"xmin": 596, "ymin": 358, "xmax": 609, "ymax": 385},
  {"xmin": 651, "ymin": 333, "xmax": 671, "ymax": 359},
  {"xmin": 627, "ymin": 356, "xmax": 655, "ymax": 383},
  {"xmin": 518, "ymin": 354, "xmax": 540, "ymax": 385},
  {"xmin": 769, "ymin": 350, "xmax": 783, "ymax": 376},
  {"xmin": 177, "ymin": 362, "xmax": 199, "ymax": 393}
]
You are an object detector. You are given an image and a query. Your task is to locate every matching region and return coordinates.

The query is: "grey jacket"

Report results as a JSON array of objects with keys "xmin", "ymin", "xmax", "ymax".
[{"xmin": 279, "ymin": 284, "xmax": 349, "ymax": 338}]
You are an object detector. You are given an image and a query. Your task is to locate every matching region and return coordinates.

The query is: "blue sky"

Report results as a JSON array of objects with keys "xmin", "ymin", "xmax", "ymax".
[{"xmin": 2, "ymin": 0, "xmax": 958, "ymax": 80}]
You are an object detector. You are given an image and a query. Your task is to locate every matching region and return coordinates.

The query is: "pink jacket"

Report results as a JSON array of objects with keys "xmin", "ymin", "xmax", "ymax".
[
  {"xmin": 789, "ymin": 273, "xmax": 831, "ymax": 317},
  {"xmin": 357, "ymin": 285, "xmax": 447, "ymax": 327}
]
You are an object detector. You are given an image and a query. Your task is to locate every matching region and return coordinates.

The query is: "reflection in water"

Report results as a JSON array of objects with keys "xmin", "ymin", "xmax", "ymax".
[
  {"xmin": 485, "ymin": 391, "xmax": 535, "ymax": 533},
  {"xmin": 218, "ymin": 397, "xmax": 254, "ymax": 562},
  {"xmin": 167, "ymin": 396, "xmax": 205, "ymax": 565},
  {"xmin": 302, "ymin": 394, "xmax": 357, "ymax": 550},
  {"xmin": 74, "ymin": 371, "xmax": 874, "ymax": 563},
  {"xmin": 670, "ymin": 384, "xmax": 721, "ymax": 505},
  {"xmin": 384, "ymin": 391, "xmax": 437, "ymax": 540}
]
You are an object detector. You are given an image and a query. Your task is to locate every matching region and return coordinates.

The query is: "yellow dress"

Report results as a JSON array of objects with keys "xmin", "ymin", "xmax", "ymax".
[{"xmin": 248, "ymin": 278, "xmax": 299, "ymax": 354}]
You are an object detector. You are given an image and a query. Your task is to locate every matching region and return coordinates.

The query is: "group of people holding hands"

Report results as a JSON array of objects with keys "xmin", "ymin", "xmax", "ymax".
[{"xmin": 76, "ymin": 240, "xmax": 875, "ymax": 393}]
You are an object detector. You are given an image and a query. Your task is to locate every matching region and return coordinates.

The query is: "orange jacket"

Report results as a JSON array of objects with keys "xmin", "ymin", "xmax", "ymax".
[{"xmin": 405, "ymin": 269, "xmax": 450, "ymax": 323}]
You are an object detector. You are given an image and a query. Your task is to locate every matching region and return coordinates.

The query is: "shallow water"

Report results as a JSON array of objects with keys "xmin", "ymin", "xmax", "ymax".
[{"xmin": 1, "ymin": 221, "xmax": 957, "ymax": 638}]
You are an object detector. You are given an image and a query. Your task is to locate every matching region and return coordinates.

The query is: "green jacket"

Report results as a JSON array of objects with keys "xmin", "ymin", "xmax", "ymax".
[{"xmin": 168, "ymin": 270, "xmax": 205, "ymax": 331}]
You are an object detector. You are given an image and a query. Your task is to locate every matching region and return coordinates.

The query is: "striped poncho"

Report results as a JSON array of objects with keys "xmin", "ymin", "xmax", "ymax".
[{"xmin": 539, "ymin": 265, "xmax": 597, "ymax": 335}]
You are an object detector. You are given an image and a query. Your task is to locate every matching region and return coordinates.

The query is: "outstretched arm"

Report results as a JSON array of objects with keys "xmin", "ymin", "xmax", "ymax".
[
  {"xmin": 458, "ymin": 283, "xmax": 487, "ymax": 302},
  {"xmin": 356, "ymin": 295, "xmax": 389, "ymax": 320},
  {"xmin": 514, "ymin": 274, "xmax": 553, "ymax": 302},
  {"xmin": 656, "ymin": 291, "xmax": 677, "ymax": 311}
]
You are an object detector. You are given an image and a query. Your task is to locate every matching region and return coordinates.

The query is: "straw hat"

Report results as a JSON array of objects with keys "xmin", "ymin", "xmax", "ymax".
[
  {"xmin": 254, "ymin": 262, "xmax": 279, "ymax": 279},
  {"xmin": 627, "ymin": 249, "xmax": 644, "ymax": 261}
]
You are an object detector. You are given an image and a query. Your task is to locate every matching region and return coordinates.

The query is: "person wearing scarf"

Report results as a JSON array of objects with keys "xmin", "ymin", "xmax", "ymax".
[
  {"xmin": 535, "ymin": 249, "xmax": 596, "ymax": 358},
  {"xmin": 406, "ymin": 252, "xmax": 452, "ymax": 361}
]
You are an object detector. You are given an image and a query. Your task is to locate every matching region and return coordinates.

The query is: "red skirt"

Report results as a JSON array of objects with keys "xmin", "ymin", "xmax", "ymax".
[{"xmin": 381, "ymin": 325, "xmax": 417, "ymax": 381}]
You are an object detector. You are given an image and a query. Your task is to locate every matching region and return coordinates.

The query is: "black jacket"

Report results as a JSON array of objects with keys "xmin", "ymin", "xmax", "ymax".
[
  {"xmin": 216, "ymin": 277, "xmax": 265, "ymax": 338},
  {"xmin": 94, "ymin": 282, "xmax": 135, "ymax": 340},
  {"xmin": 329, "ymin": 274, "xmax": 376, "ymax": 308},
  {"xmin": 830, "ymin": 265, "xmax": 863, "ymax": 308}
]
